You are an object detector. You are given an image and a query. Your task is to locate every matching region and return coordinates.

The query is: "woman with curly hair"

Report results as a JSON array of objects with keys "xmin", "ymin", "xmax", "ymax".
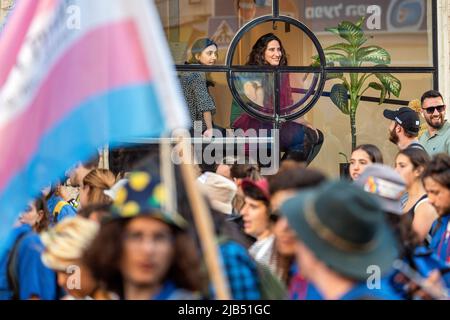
[
  {"xmin": 83, "ymin": 171, "xmax": 207, "ymax": 300},
  {"xmin": 230, "ymin": 33, "xmax": 317, "ymax": 158}
]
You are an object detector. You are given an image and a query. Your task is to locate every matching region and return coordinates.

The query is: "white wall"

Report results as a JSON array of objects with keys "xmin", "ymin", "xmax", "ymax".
[{"xmin": 438, "ymin": 0, "xmax": 450, "ymax": 107}]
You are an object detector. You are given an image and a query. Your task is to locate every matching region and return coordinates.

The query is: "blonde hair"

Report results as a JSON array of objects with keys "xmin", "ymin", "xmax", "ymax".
[
  {"xmin": 40, "ymin": 216, "xmax": 99, "ymax": 271},
  {"xmin": 83, "ymin": 169, "xmax": 116, "ymax": 205},
  {"xmin": 409, "ymin": 99, "xmax": 427, "ymax": 137}
]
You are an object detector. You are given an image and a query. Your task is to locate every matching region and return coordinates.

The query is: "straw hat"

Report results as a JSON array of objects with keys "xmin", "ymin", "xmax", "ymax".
[{"xmin": 40, "ymin": 216, "xmax": 99, "ymax": 271}]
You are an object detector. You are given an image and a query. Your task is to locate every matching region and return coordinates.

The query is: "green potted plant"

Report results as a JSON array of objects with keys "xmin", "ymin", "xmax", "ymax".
[{"xmin": 312, "ymin": 17, "xmax": 402, "ymax": 150}]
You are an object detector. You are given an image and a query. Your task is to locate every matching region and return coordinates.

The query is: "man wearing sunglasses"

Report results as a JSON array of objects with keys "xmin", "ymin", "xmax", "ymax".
[{"xmin": 419, "ymin": 90, "xmax": 450, "ymax": 155}]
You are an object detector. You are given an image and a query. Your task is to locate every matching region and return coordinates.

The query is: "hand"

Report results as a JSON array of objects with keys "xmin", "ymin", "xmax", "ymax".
[
  {"xmin": 56, "ymin": 185, "xmax": 71, "ymax": 202},
  {"xmin": 398, "ymin": 270, "xmax": 448, "ymax": 300},
  {"xmin": 412, "ymin": 270, "xmax": 447, "ymax": 300},
  {"xmin": 203, "ymin": 128, "xmax": 213, "ymax": 138}
]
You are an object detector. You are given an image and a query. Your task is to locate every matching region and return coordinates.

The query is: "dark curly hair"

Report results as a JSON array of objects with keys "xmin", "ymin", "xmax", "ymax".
[
  {"xmin": 422, "ymin": 153, "xmax": 450, "ymax": 189},
  {"xmin": 247, "ymin": 33, "xmax": 288, "ymax": 66},
  {"xmin": 82, "ymin": 216, "xmax": 208, "ymax": 299}
]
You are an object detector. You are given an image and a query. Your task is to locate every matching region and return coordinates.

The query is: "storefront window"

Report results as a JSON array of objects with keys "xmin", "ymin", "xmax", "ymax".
[
  {"xmin": 309, "ymin": 73, "xmax": 434, "ymax": 176},
  {"xmin": 160, "ymin": 0, "xmax": 438, "ymax": 176}
]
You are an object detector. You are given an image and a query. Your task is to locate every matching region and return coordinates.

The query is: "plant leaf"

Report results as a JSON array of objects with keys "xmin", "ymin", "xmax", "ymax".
[
  {"xmin": 380, "ymin": 86, "xmax": 387, "ymax": 104},
  {"xmin": 356, "ymin": 46, "xmax": 391, "ymax": 65},
  {"xmin": 326, "ymin": 72, "xmax": 344, "ymax": 80},
  {"xmin": 375, "ymin": 73, "xmax": 401, "ymax": 97},
  {"xmin": 311, "ymin": 55, "xmax": 321, "ymax": 67},
  {"xmin": 322, "ymin": 52, "xmax": 355, "ymax": 67},
  {"xmin": 338, "ymin": 20, "xmax": 366, "ymax": 47},
  {"xmin": 324, "ymin": 43, "xmax": 354, "ymax": 54},
  {"xmin": 355, "ymin": 17, "xmax": 365, "ymax": 28},
  {"xmin": 368, "ymin": 82, "xmax": 386, "ymax": 104},
  {"xmin": 330, "ymin": 83, "xmax": 349, "ymax": 114},
  {"xmin": 324, "ymin": 52, "xmax": 347, "ymax": 63},
  {"xmin": 368, "ymin": 82, "xmax": 383, "ymax": 91},
  {"xmin": 325, "ymin": 27, "xmax": 340, "ymax": 36}
]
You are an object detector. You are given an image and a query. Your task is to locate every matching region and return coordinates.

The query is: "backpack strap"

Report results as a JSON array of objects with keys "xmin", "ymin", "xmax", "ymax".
[
  {"xmin": 53, "ymin": 200, "xmax": 69, "ymax": 224},
  {"xmin": 7, "ymin": 232, "xmax": 29, "ymax": 300}
]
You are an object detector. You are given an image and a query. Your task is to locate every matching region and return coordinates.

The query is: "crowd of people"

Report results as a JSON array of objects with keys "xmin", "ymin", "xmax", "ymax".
[
  {"xmin": 1, "ymin": 31, "xmax": 450, "ymax": 300},
  {"xmin": 0, "ymin": 84, "xmax": 449, "ymax": 300}
]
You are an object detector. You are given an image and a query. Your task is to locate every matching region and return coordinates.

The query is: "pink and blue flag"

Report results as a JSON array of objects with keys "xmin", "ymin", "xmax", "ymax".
[{"xmin": 0, "ymin": 0, "xmax": 189, "ymax": 240}]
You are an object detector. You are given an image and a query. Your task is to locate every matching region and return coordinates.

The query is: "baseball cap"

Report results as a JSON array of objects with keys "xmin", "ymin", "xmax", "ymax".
[{"xmin": 383, "ymin": 107, "xmax": 420, "ymax": 136}]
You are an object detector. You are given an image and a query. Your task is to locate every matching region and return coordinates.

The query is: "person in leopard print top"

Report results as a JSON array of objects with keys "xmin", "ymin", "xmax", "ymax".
[{"xmin": 179, "ymin": 38, "xmax": 218, "ymax": 137}]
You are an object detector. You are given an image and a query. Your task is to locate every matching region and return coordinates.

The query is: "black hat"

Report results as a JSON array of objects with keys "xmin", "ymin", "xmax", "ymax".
[
  {"xmin": 280, "ymin": 180, "xmax": 398, "ymax": 281},
  {"xmin": 383, "ymin": 107, "xmax": 420, "ymax": 136},
  {"xmin": 190, "ymin": 38, "xmax": 217, "ymax": 55}
]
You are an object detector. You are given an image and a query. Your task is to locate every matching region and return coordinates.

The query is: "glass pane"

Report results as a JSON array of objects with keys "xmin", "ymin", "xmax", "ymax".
[
  {"xmin": 176, "ymin": 71, "xmax": 273, "ymax": 130},
  {"xmin": 280, "ymin": 72, "xmax": 322, "ymax": 116},
  {"xmin": 292, "ymin": 0, "xmax": 433, "ymax": 67},
  {"xmin": 306, "ymin": 73, "xmax": 434, "ymax": 177},
  {"xmin": 230, "ymin": 72, "xmax": 275, "ymax": 118},
  {"xmin": 156, "ymin": 0, "xmax": 273, "ymax": 65},
  {"xmin": 158, "ymin": 1, "xmax": 434, "ymax": 66}
]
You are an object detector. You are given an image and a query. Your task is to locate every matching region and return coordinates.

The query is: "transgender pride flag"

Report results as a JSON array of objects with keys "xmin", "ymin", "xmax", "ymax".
[{"xmin": 0, "ymin": 0, "xmax": 189, "ymax": 240}]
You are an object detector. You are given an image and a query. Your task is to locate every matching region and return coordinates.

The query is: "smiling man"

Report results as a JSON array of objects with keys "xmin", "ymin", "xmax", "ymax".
[{"xmin": 419, "ymin": 90, "xmax": 450, "ymax": 155}]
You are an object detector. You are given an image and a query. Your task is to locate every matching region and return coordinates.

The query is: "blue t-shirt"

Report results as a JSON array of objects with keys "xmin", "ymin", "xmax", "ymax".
[
  {"xmin": 149, "ymin": 280, "xmax": 198, "ymax": 300},
  {"xmin": 288, "ymin": 263, "xmax": 322, "ymax": 300},
  {"xmin": 340, "ymin": 282, "xmax": 400, "ymax": 300},
  {"xmin": 429, "ymin": 214, "xmax": 450, "ymax": 265},
  {"xmin": 47, "ymin": 194, "xmax": 77, "ymax": 225},
  {"xmin": 0, "ymin": 225, "xmax": 58, "ymax": 300}
]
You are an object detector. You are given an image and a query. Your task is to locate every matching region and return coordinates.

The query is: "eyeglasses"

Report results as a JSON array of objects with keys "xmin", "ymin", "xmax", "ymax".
[{"xmin": 422, "ymin": 105, "xmax": 446, "ymax": 114}]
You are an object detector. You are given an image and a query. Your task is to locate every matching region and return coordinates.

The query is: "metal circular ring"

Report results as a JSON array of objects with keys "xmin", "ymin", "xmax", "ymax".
[{"xmin": 225, "ymin": 15, "xmax": 327, "ymax": 123}]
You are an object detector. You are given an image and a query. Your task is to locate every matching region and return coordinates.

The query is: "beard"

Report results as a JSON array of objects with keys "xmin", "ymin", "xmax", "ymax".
[
  {"xmin": 425, "ymin": 114, "xmax": 445, "ymax": 130},
  {"xmin": 389, "ymin": 128, "xmax": 399, "ymax": 145}
]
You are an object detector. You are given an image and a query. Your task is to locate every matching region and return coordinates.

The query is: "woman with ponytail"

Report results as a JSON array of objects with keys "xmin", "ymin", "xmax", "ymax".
[{"xmin": 79, "ymin": 169, "xmax": 116, "ymax": 207}]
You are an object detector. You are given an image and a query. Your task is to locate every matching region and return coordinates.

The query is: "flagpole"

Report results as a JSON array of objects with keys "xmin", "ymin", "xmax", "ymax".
[
  {"xmin": 160, "ymin": 137, "xmax": 177, "ymax": 214},
  {"xmin": 177, "ymin": 131, "xmax": 231, "ymax": 300}
]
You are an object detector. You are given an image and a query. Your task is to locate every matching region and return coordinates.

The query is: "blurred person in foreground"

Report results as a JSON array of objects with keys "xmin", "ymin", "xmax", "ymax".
[
  {"xmin": 0, "ymin": 196, "xmax": 58, "ymax": 300},
  {"xmin": 356, "ymin": 164, "xmax": 449, "ymax": 300},
  {"xmin": 280, "ymin": 181, "xmax": 400, "ymax": 300},
  {"xmin": 83, "ymin": 171, "xmax": 207, "ymax": 300},
  {"xmin": 40, "ymin": 216, "xmax": 113, "ymax": 299}
]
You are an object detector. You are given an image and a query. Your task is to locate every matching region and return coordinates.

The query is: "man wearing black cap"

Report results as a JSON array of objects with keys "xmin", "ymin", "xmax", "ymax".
[
  {"xmin": 280, "ymin": 181, "xmax": 400, "ymax": 300},
  {"xmin": 383, "ymin": 107, "xmax": 425, "ymax": 151}
]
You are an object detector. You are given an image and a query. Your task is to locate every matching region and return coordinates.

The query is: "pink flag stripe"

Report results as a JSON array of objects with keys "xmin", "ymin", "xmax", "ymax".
[
  {"xmin": 0, "ymin": 19, "xmax": 152, "ymax": 191},
  {"xmin": 0, "ymin": 0, "xmax": 41, "ymax": 86}
]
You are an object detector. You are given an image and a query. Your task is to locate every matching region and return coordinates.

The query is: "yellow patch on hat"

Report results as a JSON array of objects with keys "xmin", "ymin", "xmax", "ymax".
[
  {"xmin": 121, "ymin": 201, "xmax": 140, "ymax": 217},
  {"xmin": 115, "ymin": 187, "xmax": 127, "ymax": 206},
  {"xmin": 152, "ymin": 184, "xmax": 167, "ymax": 206},
  {"xmin": 129, "ymin": 172, "xmax": 151, "ymax": 192}
]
